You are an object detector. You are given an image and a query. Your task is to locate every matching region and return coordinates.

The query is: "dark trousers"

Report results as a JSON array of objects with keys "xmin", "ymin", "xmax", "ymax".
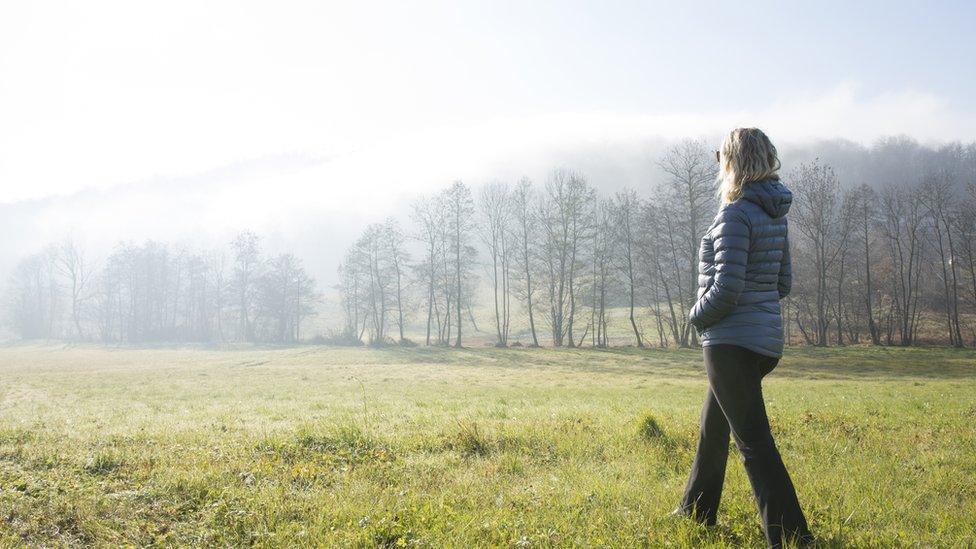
[{"xmin": 679, "ymin": 344, "xmax": 812, "ymax": 548}]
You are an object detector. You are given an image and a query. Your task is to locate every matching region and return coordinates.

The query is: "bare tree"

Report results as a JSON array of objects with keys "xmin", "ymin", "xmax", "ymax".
[
  {"xmin": 612, "ymin": 189, "xmax": 643, "ymax": 347},
  {"xmin": 880, "ymin": 185, "xmax": 926, "ymax": 346},
  {"xmin": 443, "ymin": 181, "xmax": 476, "ymax": 347},
  {"xmin": 589, "ymin": 198, "xmax": 616, "ymax": 347},
  {"xmin": 207, "ymin": 251, "xmax": 228, "ymax": 343},
  {"xmin": 339, "ymin": 224, "xmax": 395, "ymax": 345},
  {"xmin": 411, "ymin": 194, "xmax": 445, "ymax": 345},
  {"xmin": 231, "ymin": 232, "xmax": 261, "ymax": 343},
  {"xmin": 365, "ymin": 224, "xmax": 393, "ymax": 344},
  {"xmin": 257, "ymin": 254, "xmax": 318, "ymax": 343},
  {"xmin": 633, "ymin": 201, "xmax": 671, "ymax": 348},
  {"xmin": 790, "ymin": 160, "xmax": 854, "ymax": 346},
  {"xmin": 479, "ymin": 181, "xmax": 513, "ymax": 346},
  {"xmin": 5, "ymin": 251, "xmax": 59, "ymax": 339},
  {"xmin": 853, "ymin": 185, "xmax": 881, "ymax": 344},
  {"xmin": 55, "ymin": 237, "xmax": 93, "ymax": 340},
  {"xmin": 958, "ymin": 183, "xmax": 976, "ymax": 345},
  {"xmin": 511, "ymin": 178, "xmax": 541, "ymax": 347},
  {"xmin": 921, "ymin": 171, "xmax": 965, "ymax": 347},
  {"xmin": 383, "ymin": 218, "xmax": 410, "ymax": 344},
  {"xmin": 655, "ymin": 138, "xmax": 718, "ymax": 347},
  {"xmin": 538, "ymin": 169, "xmax": 594, "ymax": 347},
  {"xmin": 338, "ymin": 252, "xmax": 368, "ymax": 343},
  {"xmin": 639, "ymin": 202, "xmax": 682, "ymax": 347},
  {"xmin": 832, "ymin": 194, "xmax": 858, "ymax": 344}
]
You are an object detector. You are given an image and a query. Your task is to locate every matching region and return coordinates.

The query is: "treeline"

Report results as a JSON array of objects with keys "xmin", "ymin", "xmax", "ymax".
[
  {"xmin": 3, "ymin": 232, "xmax": 318, "ymax": 343},
  {"xmin": 6, "ymin": 137, "xmax": 976, "ymax": 349},
  {"xmin": 340, "ymin": 138, "xmax": 976, "ymax": 348}
]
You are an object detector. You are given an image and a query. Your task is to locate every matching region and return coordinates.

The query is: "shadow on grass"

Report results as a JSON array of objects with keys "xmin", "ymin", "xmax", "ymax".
[
  {"xmin": 368, "ymin": 344, "xmax": 707, "ymax": 380},
  {"xmin": 773, "ymin": 345, "xmax": 976, "ymax": 381},
  {"xmin": 360, "ymin": 344, "xmax": 976, "ymax": 381},
  {"xmin": 4, "ymin": 341, "xmax": 972, "ymax": 381}
]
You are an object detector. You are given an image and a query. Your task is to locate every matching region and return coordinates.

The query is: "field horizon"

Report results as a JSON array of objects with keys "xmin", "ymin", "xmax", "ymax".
[{"xmin": 1, "ymin": 343, "xmax": 974, "ymax": 547}]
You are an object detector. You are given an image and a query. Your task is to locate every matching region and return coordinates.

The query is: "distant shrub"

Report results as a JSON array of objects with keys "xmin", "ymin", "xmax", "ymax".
[{"xmin": 309, "ymin": 328, "xmax": 363, "ymax": 346}]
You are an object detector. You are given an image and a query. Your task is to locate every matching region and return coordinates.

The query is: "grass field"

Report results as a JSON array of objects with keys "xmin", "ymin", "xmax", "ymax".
[{"xmin": 0, "ymin": 344, "xmax": 974, "ymax": 547}]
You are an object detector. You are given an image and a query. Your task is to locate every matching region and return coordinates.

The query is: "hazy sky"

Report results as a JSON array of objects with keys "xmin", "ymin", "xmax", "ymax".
[{"xmin": 2, "ymin": 0, "xmax": 975, "ymax": 205}]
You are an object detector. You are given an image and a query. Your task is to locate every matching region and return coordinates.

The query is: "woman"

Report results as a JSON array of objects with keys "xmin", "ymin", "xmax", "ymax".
[{"xmin": 676, "ymin": 128, "xmax": 813, "ymax": 547}]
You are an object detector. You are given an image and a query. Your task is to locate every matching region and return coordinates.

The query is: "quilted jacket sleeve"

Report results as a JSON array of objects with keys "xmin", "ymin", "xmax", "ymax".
[
  {"xmin": 689, "ymin": 206, "xmax": 751, "ymax": 330},
  {"xmin": 778, "ymin": 220, "xmax": 792, "ymax": 299}
]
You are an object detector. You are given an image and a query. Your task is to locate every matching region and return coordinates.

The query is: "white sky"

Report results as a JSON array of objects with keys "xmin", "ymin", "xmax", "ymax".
[{"xmin": 2, "ymin": 0, "xmax": 975, "ymax": 206}]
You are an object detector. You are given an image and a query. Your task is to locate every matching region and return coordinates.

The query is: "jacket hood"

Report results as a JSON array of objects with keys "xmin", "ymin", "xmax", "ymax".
[{"xmin": 742, "ymin": 179, "xmax": 792, "ymax": 218}]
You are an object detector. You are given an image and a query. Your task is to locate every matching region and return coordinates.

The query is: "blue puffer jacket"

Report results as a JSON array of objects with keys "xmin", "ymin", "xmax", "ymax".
[{"xmin": 689, "ymin": 178, "xmax": 792, "ymax": 357}]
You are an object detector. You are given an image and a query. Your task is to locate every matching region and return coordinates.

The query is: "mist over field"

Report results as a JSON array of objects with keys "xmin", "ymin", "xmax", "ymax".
[
  {"xmin": 0, "ymin": 134, "xmax": 967, "ymax": 291},
  {"xmin": 3, "ymin": 2, "xmax": 976, "ymax": 297}
]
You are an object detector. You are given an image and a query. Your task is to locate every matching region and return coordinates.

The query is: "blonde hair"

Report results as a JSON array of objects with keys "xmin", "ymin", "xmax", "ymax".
[{"xmin": 718, "ymin": 128, "xmax": 781, "ymax": 203}]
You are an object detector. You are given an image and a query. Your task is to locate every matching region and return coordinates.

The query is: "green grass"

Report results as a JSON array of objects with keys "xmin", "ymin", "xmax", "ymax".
[{"xmin": 0, "ymin": 344, "xmax": 974, "ymax": 547}]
